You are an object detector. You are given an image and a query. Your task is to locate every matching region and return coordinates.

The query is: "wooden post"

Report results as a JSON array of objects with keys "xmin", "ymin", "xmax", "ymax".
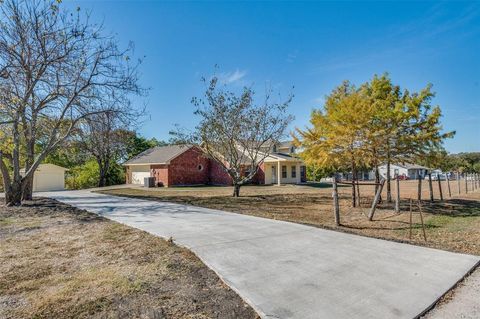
[
  {"xmin": 395, "ymin": 175, "xmax": 400, "ymax": 213},
  {"xmin": 457, "ymin": 172, "xmax": 461, "ymax": 194},
  {"xmin": 437, "ymin": 175, "xmax": 443, "ymax": 201},
  {"xmin": 446, "ymin": 173, "xmax": 452, "ymax": 198},
  {"xmin": 428, "ymin": 172, "xmax": 434, "ymax": 202},
  {"xmin": 409, "ymin": 199, "xmax": 413, "ymax": 240},
  {"xmin": 417, "ymin": 201, "xmax": 427, "ymax": 242},
  {"xmin": 465, "ymin": 173, "xmax": 468, "ymax": 193},
  {"xmin": 332, "ymin": 176, "xmax": 340, "ymax": 226},
  {"xmin": 417, "ymin": 177, "xmax": 422, "ymax": 201},
  {"xmin": 368, "ymin": 179, "xmax": 385, "ymax": 221}
]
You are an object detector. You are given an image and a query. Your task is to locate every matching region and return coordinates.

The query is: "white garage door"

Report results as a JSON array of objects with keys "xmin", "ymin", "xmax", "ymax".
[
  {"xmin": 34, "ymin": 172, "xmax": 64, "ymax": 191},
  {"xmin": 131, "ymin": 165, "xmax": 151, "ymax": 185}
]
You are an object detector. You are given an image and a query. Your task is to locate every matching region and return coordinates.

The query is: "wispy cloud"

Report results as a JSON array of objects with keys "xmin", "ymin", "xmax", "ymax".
[
  {"xmin": 219, "ymin": 69, "xmax": 247, "ymax": 84},
  {"xmin": 286, "ymin": 50, "xmax": 299, "ymax": 63},
  {"xmin": 313, "ymin": 96, "xmax": 325, "ymax": 105}
]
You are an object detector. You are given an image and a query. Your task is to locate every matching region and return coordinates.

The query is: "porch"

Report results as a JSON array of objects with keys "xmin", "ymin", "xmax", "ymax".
[{"xmin": 263, "ymin": 154, "xmax": 305, "ymax": 185}]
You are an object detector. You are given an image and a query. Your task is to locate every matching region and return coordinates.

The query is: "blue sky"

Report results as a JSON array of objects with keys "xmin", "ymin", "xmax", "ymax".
[{"xmin": 68, "ymin": 1, "xmax": 480, "ymax": 153}]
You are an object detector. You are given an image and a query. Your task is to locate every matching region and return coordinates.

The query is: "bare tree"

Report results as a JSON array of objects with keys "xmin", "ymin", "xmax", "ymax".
[
  {"xmin": 0, "ymin": 0, "xmax": 143, "ymax": 205},
  {"xmin": 172, "ymin": 76, "xmax": 293, "ymax": 197},
  {"xmin": 77, "ymin": 105, "xmax": 142, "ymax": 187}
]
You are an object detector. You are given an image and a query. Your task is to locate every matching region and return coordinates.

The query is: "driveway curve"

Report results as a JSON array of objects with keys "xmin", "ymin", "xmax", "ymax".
[{"xmin": 44, "ymin": 190, "xmax": 479, "ymax": 319}]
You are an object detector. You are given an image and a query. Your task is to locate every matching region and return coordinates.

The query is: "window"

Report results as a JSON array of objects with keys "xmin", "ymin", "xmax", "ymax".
[
  {"xmin": 291, "ymin": 166, "xmax": 297, "ymax": 178},
  {"xmin": 282, "ymin": 166, "xmax": 287, "ymax": 178},
  {"xmin": 197, "ymin": 164, "xmax": 203, "ymax": 171},
  {"xmin": 273, "ymin": 145, "xmax": 277, "ymax": 153}
]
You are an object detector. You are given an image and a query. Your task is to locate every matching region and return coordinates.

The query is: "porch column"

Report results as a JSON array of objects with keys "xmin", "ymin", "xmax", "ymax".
[{"xmin": 277, "ymin": 160, "xmax": 281, "ymax": 186}]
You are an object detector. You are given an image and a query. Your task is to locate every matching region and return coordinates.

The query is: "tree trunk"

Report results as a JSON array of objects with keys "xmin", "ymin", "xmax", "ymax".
[
  {"xmin": 356, "ymin": 180, "xmax": 361, "ymax": 207},
  {"xmin": 351, "ymin": 164, "xmax": 357, "ymax": 207},
  {"xmin": 22, "ymin": 174, "xmax": 34, "ymax": 201},
  {"xmin": 368, "ymin": 179, "xmax": 385, "ymax": 221},
  {"xmin": 232, "ymin": 184, "xmax": 240, "ymax": 197},
  {"xmin": 5, "ymin": 180, "xmax": 23, "ymax": 206},
  {"xmin": 428, "ymin": 172, "xmax": 434, "ymax": 202},
  {"xmin": 417, "ymin": 176, "xmax": 422, "ymax": 201},
  {"xmin": 375, "ymin": 166, "xmax": 382, "ymax": 203},
  {"xmin": 386, "ymin": 161, "xmax": 392, "ymax": 202},
  {"xmin": 97, "ymin": 159, "xmax": 107, "ymax": 187}
]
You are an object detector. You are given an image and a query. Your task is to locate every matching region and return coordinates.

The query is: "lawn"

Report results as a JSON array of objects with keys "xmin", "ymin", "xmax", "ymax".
[
  {"xmin": 0, "ymin": 198, "xmax": 257, "ymax": 319},
  {"xmin": 100, "ymin": 180, "xmax": 480, "ymax": 256}
]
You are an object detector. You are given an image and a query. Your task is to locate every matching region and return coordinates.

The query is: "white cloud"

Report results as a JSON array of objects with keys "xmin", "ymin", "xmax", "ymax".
[
  {"xmin": 219, "ymin": 69, "xmax": 247, "ymax": 84},
  {"xmin": 313, "ymin": 96, "xmax": 325, "ymax": 105}
]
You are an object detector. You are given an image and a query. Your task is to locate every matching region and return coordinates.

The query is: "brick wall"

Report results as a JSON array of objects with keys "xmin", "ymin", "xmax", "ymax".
[
  {"xmin": 168, "ymin": 147, "xmax": 210, "ymax": 186},
  {"xmin": 151, "ymin": 164, "xmax": 169, "ymax": 186},
  {"xmin": 208, "ymin": 160, "xmax": 233, "ymax": 185},
  {"xmin": 250, "ymin": 162, "xmax": 265, "ymax": 185}
]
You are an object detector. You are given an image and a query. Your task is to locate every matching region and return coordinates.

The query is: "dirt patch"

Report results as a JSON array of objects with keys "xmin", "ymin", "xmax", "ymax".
[
  {"xmin": 100, "ymin": 182, "xmax": 480, "ymax": 255},
  {"xmin": 0, "ymin": 198, "xmax": 258, "ymax": 319}
]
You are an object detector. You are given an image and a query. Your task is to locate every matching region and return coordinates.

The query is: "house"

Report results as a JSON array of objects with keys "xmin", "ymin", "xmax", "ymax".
[
  {"xmin": 20, "ymin": 164, "xmax": 68, "ymax": 191},
  {"xmin": 123, "ymin": 142, "xmax": 306, "ymax": 187},
  {"xmin": 378, "ymin": 163, "xmax": 429, "ymax": 180}
]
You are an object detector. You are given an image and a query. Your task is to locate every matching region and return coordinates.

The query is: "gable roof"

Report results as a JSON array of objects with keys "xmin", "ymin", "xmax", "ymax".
[{"xmin": 124, "ymin": 144, "xmax": 194, "ymax": 165}]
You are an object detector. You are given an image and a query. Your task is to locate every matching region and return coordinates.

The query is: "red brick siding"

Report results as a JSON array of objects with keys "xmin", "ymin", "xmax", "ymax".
[
  {"xmin": 126, "ymin": 146, "xmax": 267, "ymax": 186},
  {"xmin": 250, "ymin": 162, "xmax": 265, "ymax": 185},
  {"xmin": 151, "ymin": 164, "xmax": 169, "ymax": 186},
  {"xmin": 168, "ymin": 147, "xmax": 210, "ymax": 186},
  {"xmin": 209, "ymin": 160, "xmax": 233, "ymax": 185}
]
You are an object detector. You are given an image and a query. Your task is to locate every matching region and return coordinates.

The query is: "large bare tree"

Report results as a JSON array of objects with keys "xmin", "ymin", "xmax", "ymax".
[
  {"xmin": 0, "ymin": 0, "xmax": 143, "ymax": 205},
  {"xmin": 172, "ymin": 76, "xmax": 293, "ymax": 197}
]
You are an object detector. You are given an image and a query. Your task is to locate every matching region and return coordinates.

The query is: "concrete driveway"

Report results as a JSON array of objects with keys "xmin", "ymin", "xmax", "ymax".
[{"xmin": 44, "ymin": 190, "xmax": 479, "ymax": 319}]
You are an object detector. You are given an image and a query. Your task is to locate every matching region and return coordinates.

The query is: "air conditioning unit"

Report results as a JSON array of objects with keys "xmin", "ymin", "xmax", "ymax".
[{"xmin": 144, "ymin": 176, "xmax": 155, "ymax": 188}]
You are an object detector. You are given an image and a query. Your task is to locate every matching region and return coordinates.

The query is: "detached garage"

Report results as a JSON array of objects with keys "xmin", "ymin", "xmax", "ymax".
[{"xmin": 21, "ymin": 164, "xmax": 68, "ymax": 192}]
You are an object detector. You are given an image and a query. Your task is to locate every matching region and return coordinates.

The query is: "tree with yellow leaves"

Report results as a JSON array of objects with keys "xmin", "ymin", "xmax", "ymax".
[{"xmin": 294, "ymin": 81, "xmax": 373, "ymax": 206}]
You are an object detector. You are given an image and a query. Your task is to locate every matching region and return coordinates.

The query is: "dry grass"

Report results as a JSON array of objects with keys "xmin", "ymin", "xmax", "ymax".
[
  {"xmin": 0, "ymin": 198, "xmax": 257, "ymax": 319},
  {"xmin": 100, "ymin": 181, "xmax": 480, "ymax": 256}
]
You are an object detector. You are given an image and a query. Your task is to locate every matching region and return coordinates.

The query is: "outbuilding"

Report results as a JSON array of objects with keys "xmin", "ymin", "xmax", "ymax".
[{"xmin": 21, "ymin": 164, "xmax": 68, "ymax": 191}]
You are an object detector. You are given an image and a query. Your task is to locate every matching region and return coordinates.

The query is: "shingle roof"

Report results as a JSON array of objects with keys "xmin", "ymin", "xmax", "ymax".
[
  {"xmin": 400, "ymin": 163, "xmax": 429, "ymax": 170},
  {"xmin": 386, "ymin": 162, "xmax": 429, "ymax": 170},
  {"xmin": 124, "ymin": 144, "xmax": 194, "ymax": 165}
]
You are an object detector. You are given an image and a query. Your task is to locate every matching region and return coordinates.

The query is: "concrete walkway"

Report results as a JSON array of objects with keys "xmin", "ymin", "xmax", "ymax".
[{"xmin": 44, "ymin": 190, "xmax": 479, "ymax": 319}]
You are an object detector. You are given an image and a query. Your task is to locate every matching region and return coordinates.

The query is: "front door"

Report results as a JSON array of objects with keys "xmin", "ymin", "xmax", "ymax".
[{"xmin": 271, "ymin": 166, "xmax": 277, "ymax": 184}]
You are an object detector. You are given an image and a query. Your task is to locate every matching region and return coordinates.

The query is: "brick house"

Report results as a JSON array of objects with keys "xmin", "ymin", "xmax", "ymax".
[{"xmin": 124, "ymin": 143, "xmax": 306, "ymax": 187}]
